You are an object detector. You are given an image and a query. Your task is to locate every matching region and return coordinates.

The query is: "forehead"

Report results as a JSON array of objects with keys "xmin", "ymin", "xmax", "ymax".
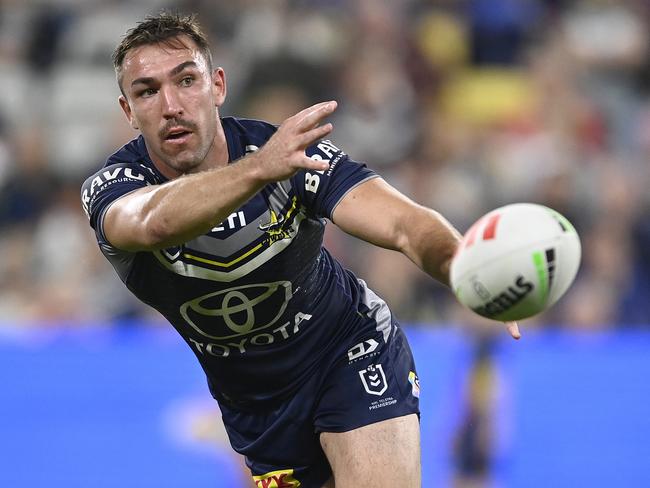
[{"xmin": 121, "ymin": 37, "xmax": 208, "ymax": 82}]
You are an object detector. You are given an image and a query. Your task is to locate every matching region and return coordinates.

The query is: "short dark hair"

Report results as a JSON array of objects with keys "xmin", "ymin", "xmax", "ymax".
[{"xmin": 113, "ymin": 12, "xmax": 213, "ymax": 91}]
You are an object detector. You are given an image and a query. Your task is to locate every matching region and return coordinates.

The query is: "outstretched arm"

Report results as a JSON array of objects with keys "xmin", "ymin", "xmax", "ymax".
[
  {"xmin": 103, "ymin": 101, "xmax": 337, "ymax": 251},
  {"xmin": 332, "ymin": 178, "xmax": 460, "ymax": 286},
  {"xmin": 332, "ymin": 177, "xmax": 521, "ymax": 339}
]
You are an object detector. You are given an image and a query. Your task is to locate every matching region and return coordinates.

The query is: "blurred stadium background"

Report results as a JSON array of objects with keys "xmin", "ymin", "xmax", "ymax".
[{"xmin": 1, "ymin": 0, "xmax": 649, "ymax": 486}]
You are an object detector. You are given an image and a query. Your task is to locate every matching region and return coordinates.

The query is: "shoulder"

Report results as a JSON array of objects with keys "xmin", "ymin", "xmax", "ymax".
[
  {"xmin": 222, "ymin": 116, "xmax": 278, "ymax": 151},
  {"xmin": 222, "ymin": 116, "xmax": 278, "ymax": 135},
  {"xmin": 81, "ymin": 136, "xmax": 160, "ymax": 218}
]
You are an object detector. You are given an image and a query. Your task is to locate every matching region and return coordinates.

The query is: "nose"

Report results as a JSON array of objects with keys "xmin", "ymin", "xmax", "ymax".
[{"xmin": 160, "ymin": 85, "xmax": 183, "ymax": 119}]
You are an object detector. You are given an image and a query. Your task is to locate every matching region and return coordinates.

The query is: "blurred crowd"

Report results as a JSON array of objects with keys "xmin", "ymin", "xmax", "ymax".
[{"xmin": 0, "ymin": 0, "xmax": 649, "ymax": 328}]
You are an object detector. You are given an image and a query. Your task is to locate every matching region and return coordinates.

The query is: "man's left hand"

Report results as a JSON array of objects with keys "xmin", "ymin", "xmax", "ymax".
[{"xmin": 505, "ymin": 321, "xmax": 521, "ymax": 340}]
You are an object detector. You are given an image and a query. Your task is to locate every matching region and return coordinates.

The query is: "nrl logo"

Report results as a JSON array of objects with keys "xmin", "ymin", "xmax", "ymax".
[{"xmin": 359, "ymin": 364, "xmax": 388, "ymax": 396}]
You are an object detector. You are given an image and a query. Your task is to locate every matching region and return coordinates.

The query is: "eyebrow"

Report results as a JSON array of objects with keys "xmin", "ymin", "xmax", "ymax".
[{"xmin": 130, "ymin": 61, "xmax": 199, "ymax": 87}]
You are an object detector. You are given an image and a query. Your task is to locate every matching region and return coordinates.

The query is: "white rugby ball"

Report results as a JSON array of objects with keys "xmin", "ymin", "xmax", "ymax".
[{"xmin": 450, "ymin": 203, "xmax": 581, "ymax": 321}]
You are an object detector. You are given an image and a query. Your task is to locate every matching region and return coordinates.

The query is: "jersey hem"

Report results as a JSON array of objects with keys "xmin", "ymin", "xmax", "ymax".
[
  {"xmin": 314, "ymin": 411, "xmax": 421, "ymax": 435},
  {"xmin": 96, "ymin": 188, "xmax": 141, "ymax": 252}
]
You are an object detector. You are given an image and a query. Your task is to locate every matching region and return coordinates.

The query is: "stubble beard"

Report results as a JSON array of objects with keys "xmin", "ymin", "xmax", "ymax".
[
  {"xmin": 154, "ymin": 118, "xmax": 221, "ymax": 176},
  {"xmin": 160, "ymin": 136, "xmax": 211, "ymax": 175},
  {"xmin": 165, "ymin": 151, "xmax": 203, "ymax": 175}
]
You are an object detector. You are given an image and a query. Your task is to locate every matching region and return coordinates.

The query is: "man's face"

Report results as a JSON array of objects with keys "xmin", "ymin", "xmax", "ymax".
[{"xmin": 118, "ymin": 36, "xmax": 226, "ymax": 176}]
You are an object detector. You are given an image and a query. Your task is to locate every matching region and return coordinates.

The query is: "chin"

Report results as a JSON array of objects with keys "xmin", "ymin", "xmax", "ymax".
[
  {"xmin": 164, "ymin": 153, "xmax": 203, "ymax": 174},
  {"xmin": 175, "ymin": 160, "xmax": 203, "ymax": 174}
]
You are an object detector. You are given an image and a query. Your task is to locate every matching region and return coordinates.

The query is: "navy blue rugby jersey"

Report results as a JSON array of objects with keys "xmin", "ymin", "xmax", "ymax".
[{"xmin": 82, "ymin": 117, "xmax": 394, "ymax": 406}]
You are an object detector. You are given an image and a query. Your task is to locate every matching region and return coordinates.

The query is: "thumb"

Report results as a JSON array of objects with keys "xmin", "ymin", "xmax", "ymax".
[{"xmin": 505, "ymin": 321, "xmax": 521, "ymax": 340}]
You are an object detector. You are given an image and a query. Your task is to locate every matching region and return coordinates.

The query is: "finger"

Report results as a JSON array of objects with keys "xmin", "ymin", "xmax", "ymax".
[
  {"xmin": 293, "ymin": 100, "xmax": 333, "ymax": 118},
  {"xmin": 298, "ymin": 154, "xmax": 330, "ymax": 172},
  {"xmin": 296, "ymin": 101, "xmax": 336, "ymax": 131},
  {"xmin": 296, "ymin": 122, "xmax": 334, "ymax": 149},
  {"xmin": 505, "ymin": 321, "xmax": 521, "ymax": 340},
  {"xmin": 295, "ymin": 101, "xmax": 337, "ymax": 131},
  {"xmin": 286, "ymin": 101, "xmax": 332, "ymax": 128}
]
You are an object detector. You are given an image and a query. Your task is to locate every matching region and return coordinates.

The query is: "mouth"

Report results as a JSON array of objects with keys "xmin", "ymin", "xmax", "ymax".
[{"xmin": 163, "ymin": 128, "xmax": 193, "ymax": 144}]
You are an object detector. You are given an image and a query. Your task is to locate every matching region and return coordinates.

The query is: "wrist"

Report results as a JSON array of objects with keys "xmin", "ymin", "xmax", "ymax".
[
  {"xmin": 240, "ymin": 151, "xmax": 271, "ymax": 186},
  {"xmin": 439, "ymin": 257, "xmax": 453, "ymax": 288}
]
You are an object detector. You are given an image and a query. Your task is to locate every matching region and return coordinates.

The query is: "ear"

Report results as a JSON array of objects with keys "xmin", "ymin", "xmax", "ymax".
[
  {"xmin": 211, "ymin": 67, "xmax": 227, "ymax": 107},
  {"xmin": 119, "ymin": 95, "xmax": 139, "ymax": 130}
]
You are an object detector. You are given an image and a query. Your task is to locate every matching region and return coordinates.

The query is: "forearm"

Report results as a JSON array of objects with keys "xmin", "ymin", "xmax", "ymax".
[
  {"xmin": 138, "ymin": 155, "xmax": 266, "ymax": 248},
  {"xmin": 105, "ymin": 101, "xmax": 335, "ymax": 252},
  {"xmin": 398, "ymin": 206, "xmax": 462, "ymax": 287},
  {"xmin": 332, "ymin": 178, "xmax": 462, "ymax": 287}
]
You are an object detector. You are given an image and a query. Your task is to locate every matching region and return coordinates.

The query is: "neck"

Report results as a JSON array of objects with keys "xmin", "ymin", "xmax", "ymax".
[{"xmin": 197, "ymin": 118, "xmax": 229, "ymax": 171}]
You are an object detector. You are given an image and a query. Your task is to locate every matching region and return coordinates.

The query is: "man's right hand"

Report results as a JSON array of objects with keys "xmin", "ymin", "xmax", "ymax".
[
  {"xmin": 251, "ymin": 101, "xmax": 337, "ymax": 183},
  {"xmin": 101, "ymin": 101, "xmax": 338, "ymax": 252}
]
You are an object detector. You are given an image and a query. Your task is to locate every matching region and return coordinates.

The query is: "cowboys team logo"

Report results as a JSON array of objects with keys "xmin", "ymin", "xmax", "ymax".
[
  {"xmin": 180, "ymin": 281, "xmax": 293, "ymax": 340},
  {"xmin": 359, "ymin": 364, "xmax": 388, "ymax": 396}
]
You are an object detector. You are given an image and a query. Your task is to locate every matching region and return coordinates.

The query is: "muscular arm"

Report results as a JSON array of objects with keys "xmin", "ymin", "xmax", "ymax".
[
  {"xmin": 104, "ymin": 157, "xmax": 267, "ymax": 250},
  {"xmin": 332, "ymin": 178, "xmax": 521, "ymax": 339},
  {"xmin": 104, "ymin": 101, "xmax": 336, "ymax": 251},
  {"xmin": 331, "ymin": 178, "xmax": 461, "ymax": 286}
]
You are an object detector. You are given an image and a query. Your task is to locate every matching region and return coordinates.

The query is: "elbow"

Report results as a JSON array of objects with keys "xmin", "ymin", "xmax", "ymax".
[{"xmin": 141, "ymin": 215, "xmax": 179, "ymax": 249}]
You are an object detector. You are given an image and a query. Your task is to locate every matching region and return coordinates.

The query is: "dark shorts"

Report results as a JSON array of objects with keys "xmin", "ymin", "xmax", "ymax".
[{"xmin": 219, "ymin": 320, "xmax": 420, "ymax": 488}]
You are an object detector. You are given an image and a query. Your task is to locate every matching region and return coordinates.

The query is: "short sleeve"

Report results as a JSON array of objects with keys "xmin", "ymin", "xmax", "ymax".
[
  {"xmin": 80, "ymin": 163, "xmax": 154, "ymax": 247},
  {"xmin": 292, "ymin": 139, "xmax": 378, "ymax": 219}
]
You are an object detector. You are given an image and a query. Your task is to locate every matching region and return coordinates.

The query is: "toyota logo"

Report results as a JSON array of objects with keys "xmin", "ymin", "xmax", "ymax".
[{"xmin": 180, "ymin": 281, "xmax": 293, "ymax": 340}]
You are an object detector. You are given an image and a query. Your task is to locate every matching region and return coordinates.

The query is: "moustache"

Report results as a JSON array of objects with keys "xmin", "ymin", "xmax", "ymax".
[{"xmin": 159, "ymin": 119, "xmax": 198, "ymax": 139}]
